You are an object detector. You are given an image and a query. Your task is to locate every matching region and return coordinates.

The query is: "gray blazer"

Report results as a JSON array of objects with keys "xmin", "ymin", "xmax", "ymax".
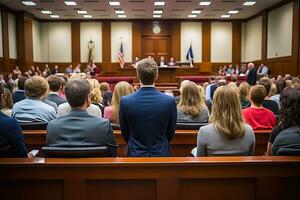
[{"xmin": 46, "ymin": 109, "xmax": 117, "ymax": 156}]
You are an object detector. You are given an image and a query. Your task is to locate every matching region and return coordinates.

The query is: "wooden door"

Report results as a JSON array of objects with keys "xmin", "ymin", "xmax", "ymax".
[{"xmin": 142, "ymin": 36, "xmax": 171, "ymax": 63}]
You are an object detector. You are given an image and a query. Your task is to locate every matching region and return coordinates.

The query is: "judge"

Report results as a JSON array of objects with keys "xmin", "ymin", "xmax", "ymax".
[{"xmin": 168, "ymin": 57, "xmax": 176, "ymax": 66}]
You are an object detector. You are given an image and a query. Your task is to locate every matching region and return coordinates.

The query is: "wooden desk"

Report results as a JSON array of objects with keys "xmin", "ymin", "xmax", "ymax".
[
  {"xmin": 23, "ymin": 129, "xmax": 271, "ymax": 157},
  {"xmin": 0, "ymin": 157, "xmax": 299, "ymax": 200}
]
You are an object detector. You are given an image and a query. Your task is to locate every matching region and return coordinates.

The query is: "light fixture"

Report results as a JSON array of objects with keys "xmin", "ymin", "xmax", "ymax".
[
  {"xmin": 153, "ymin": 10, "xmax": 163, "ymax": 14},
  {"xmin": 153, "ymin": 15, "xmax": 161, "ymax": 18},
  {"xmin": 188, "ymin": 14, "xmax": 197, "ymax": 18},
  {"xmin": 243, "ymin": 1, "xmax": 256, "ymax": 6},
  {"xmin": 228, "ymin": 10, "xmax": 239, "ymax": 14},
  {"xmin": 109, "ymin": 1, "xmax": 120, "ymax": 6},
  {"xmin": 22, "ymin": 1, "xmax": 36, "ymax": 6},
  {"xmin": 192, "ymin": 10, "xmax": 201, "ymax": 14},
  {"xmin": 77, "ymin": 10, "xmax": 87, "ymax": 14},
  {"xmin": 64, "ymin": 1, "xmax": 77, "ymax": 6},
  {"xmin": 154, "ymin": 1, "xmax": 165, "ymax": 6},
  {"xmin": 115, "ymin": 10, "xmax": 125, "ymax": 14},
  {"xmin": 83, "ymin": 15, "xmax": 92, "ymax": 18},
  {"xmin": 199, "ymin": 1, "xmax": 211, "ymax": 6},
  {"xmin": 221, "ymin": 14, "xmax": 230, "ymax": 18},
  {"xmin": 118, "ymin": 15, "xmax": 127, "ymax": 18},
  {"xmin": 50, "ymin": 15, "xmax": 60, "ymax": 18},
  {"xmin": 41, "ymin": 10, "xmax": 52, "ymax": 14}
]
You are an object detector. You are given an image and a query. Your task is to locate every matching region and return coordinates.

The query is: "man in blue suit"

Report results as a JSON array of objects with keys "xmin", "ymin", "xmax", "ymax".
[{"xmin": 119, "ymin": 58, "xmax": 177, "ymax": 157}]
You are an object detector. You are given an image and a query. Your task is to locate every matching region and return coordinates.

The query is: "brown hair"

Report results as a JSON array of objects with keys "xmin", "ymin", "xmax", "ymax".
[
  {"xmin": 47, "ymin": 75, "xmax": 63, "ymax": 92},
  {"xmin": 239, "ymin": 82, "xmax": 250, "ymax": 102},
  {"xmin": 210, "ymin": 86, "xmax": 245, "ymax": 139},
  {"xmin": 137, "ymin": 58, "xmax": 158, "ymax": 85},
  {"xmin": 249, "ymin": 85, "xmax": 267, "ymax": 106},
  {"xmin": 258, "ymin": 77, "xmax": 272, "ymax": 95},
  {"xmin": 24, "ymin": 76, "xmax": 49, "ymax": 99},
  {"xmin": 99, "ymin": 82, "xmax": 110, "ymax": 93}
]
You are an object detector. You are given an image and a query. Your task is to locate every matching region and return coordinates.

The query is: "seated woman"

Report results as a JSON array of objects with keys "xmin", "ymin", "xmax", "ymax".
[
  {"xmin": 239, "ymin": 82, "xmax": 250, "ymax": 109},
  {"xmin": 11, "ymin": 76, "xmax": 56, "ymax": 122},
  {"xmin": 271, "ymin": 88, "xmax": 300, "ymax": 155},
  {"xmin": 88, "ymin": 79, "xmax": 105, "ymax": 114},
  {"xmin": 196, "ymin": 86, "xmax": 255, "ymax": 156},
  {"xmin": 104, "ymin": 81, "xmax": 134, "ymax": 123},
  {"xmin": 177, "ymin": 81, "xmax": 209, "ymax": 123},
  {"xmin": 0, "ymin": 84, "xmax": 13, "ymax": 117},
  {"xmin": 0, "ymin": 84, "xmax": 27, "ymax": 158}
]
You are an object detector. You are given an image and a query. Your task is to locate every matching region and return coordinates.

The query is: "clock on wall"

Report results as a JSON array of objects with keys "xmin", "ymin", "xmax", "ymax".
[{"xmin": 153, "ymin": 24, "xmax": 161, "ymax": 34}]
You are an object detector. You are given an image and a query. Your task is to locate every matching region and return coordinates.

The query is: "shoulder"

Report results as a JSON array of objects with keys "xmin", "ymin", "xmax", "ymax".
[{"xmin": 199, "ymin": 124, "xmax": 215, "ymax": 135}]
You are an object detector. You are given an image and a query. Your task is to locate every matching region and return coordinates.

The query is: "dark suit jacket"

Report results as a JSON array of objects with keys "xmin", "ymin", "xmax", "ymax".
[
  {"xmin": 46, "ymin": 109, "xmax": 117, "ymax": 156},
  {"xmin": 0, "ymin": 112, "xmax": 27, "ymax": 157},
  {"xmin": 119, "ymin": 87, "xmax": 177, "ymax": 157},
  {"xmin": 12, "ymin": 90, "xmax": 26, "ymax": 104},
  {"xmin": 47, "ymin": 93, "xmax": 67, "ymax": 106},
  {"xmin": 247, "ymin": 67, "xmax": 258, "ymax": 86}
]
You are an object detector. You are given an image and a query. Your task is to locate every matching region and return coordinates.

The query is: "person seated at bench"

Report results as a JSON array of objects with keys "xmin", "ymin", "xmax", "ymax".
[
  {"xmin": 196, "ymin": 86, "xmax": 255, "ymax": 156},
  {"xmin": 177, "ymin": 81, "xmax": 209, "ymax": 123},
  {"xmin": 0, "ymin": 84, "xmax": 27, "ymax": 157},
  {"xmin": 242, "ymin": 85, "xmax": 276, "ymax": 130},
  {"xmin": 272, "ymin": 88, "xmax": 300, "ymax": 156},
  {"xmin": 12, "ymin": 76, "xmax": 56, "ymax": 123},
  {"xmin": 46, "ymin": 79, "xmax": 117, "ymax": 156},
  {"xmin": 258, "ymin": 77, "xmax": 279, "ymax": 115},
  {"xmin": 46, "ymin": 75, "xmax": 67, "ymax": 106}
]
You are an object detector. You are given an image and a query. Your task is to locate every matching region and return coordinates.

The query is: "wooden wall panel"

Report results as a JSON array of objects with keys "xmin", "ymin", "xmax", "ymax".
[
  {"xmin": 132, "ymin": 22, "xmax": 142, "ymax": 59},
  {"xmin": 1, "ymin": 9, "xmax": 9, "ymax": 72},
  {"xmin": 71, "ymin": 21, "xmax": 80, "ymax": 65},
  {"xmin": 232, "ymin": 21, "xmax": 241, "ymax": 65},
  {"xmin": 292, "ymin": 0, "xmax": 299, "ymax": 74},
  {"xmin": 201, "ymin": 21, "xmax": 211, "ymax": 72},
  {"xmin": 171, "ymin": 22, "xmax": 180, "ymax": 61},
  {"xmin": 101, "ymin": 21, "xmax": 112, "ymax": 73}
]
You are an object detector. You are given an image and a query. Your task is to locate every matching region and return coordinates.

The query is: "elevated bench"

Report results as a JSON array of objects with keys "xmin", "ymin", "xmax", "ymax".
[
  {"xmin": 0, "ymin": 157, "xmax": 299, "ymax": 200},
  {"xmin": 23, "ymin": 129, "xmax": 271, "ymax": 157}
]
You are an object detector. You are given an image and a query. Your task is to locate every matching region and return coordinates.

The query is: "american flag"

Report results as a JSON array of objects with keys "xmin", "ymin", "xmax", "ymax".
[{"xmin": 118, "ymin": 42, "xmax": 125, "ymax": 68}]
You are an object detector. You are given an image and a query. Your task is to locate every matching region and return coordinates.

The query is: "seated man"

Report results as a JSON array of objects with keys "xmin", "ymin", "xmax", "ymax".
[
  {"xmin": 258, "ymin": 77, "xmax": 279, "ymax": 115},
  {"xmin": 12, "ymin": 76, "xmax": 56, "ymax": 122},
  {"xmin": 242, "ymin": 85, "xmax": 276, "ymax": 130},
  {"xmin": 46, "ymin": 75, "xmax": 67, "ymax": 106},
  {"xmin": 12, "ymin": 76, "xmax": 27, "ymax": 103},
  {"xmin": 168, "ymin": 57, "xmax": 176, "ymax": 66},
  {"xmin": 46, "ymin": 79, "xmax": 117, "ymax": 156}
]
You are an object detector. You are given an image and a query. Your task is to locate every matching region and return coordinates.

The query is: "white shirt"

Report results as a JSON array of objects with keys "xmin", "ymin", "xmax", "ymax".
[{"xmin": 57, "ymin": 102, "xmax": 102, "ymax": 118}]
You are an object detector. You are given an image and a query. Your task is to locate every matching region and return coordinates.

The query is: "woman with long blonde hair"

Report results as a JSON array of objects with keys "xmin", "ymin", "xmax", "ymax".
[
  {"xmin": 104, "ymin": 81, "xmax": 134, "ymax": 123},
  {"xmin": 87, "ymin": 79, "xmax": 104, "ymax": 114},
  {"xmin": 196, "ymin": 86, "xmax": 255, "ymax": 156},
  {"xmin": 177, "ymin": 81, "xmax": 209, "ymax": 122}
]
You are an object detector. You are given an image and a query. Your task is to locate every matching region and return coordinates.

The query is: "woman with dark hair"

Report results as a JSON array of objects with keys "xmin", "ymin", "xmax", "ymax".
[{"xmin": 270, "ymin": 88, "xmax": 300, "ymax": 155}]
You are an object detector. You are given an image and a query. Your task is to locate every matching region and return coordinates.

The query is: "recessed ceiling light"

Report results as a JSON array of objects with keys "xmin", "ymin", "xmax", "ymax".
[
  {"xmin": 41, "ymin": 10, "xmax": 52, "ymax": 14},
  {"xmin": 221, "ymin": 14, "xmax": 230, "ymax": 18},
  {"xmin": 153, "ymin": 10, "xmax": 163, "ymax": 14},
  {"xmin": 83, "ymin": 15, "xmax": 92, "ymax": 18},
  {"xmin": 77, "ymin": 10, "xmax": 87, "ymax": 14},
  {"xmin": 228, "ymin": 10, "xmax": 239, "ymax": 14},
  {"xmin": 243, "ymin": 1, "xmax": 256, "ymax": 6},
  {"xmin": 115, "ymin": 10, "xmax": 125, "ymax": 14},
  {"xmin": 192, "ymin": 10, "xmax": 201, "ymax": 14},
  {"xmin": 50, "ymin": 15, "xmax": 60, "ymax": 18},
  {"xmin": 199, "ymin": 1, "xmax": 211, "ymax": 6},
  {"xmin": 154, "ymin": 1, "xmax": 165, "ymax": 6},
  {"xmin": 153, "ymin": 15, "xmax": 162, "ymax": 18},
  {"xmin": 109, "ymin": 1, "xmax": 120, "ymax": 6},
  {"xmin": 22, "ymin": 1, "xmax": 36, "ymax": 6},
  {"xmin": 188, "ymin": 14, "xmax": 197, "ymax": 18},
  {"xmin": 64, "ymin": 1, "xmax": 77, "ymax": 6},
  {"xmin": 118, "ymin": 15, "xmax": 127, "ymax": 18}
]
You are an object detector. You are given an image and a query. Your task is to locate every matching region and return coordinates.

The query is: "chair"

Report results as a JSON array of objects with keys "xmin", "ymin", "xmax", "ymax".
[
  {"xmin": 19, "ymin": 122, "xmax": 48, "ymax": 130},
  {"xmin": 176, "ymin": 122, "xmax": 208, "ymax": 130},
  {"xmin": 42, "ymin": 146, "xmax": 110, "ymax": 158},
  {"xmin": 275, "ymin": 148, "xmax": 300, "ymax": 156}
]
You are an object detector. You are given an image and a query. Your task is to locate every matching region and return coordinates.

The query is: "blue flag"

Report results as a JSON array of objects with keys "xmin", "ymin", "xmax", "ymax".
[{"xmin": 186, "ymin": 44, "xmax": 194, "ymax": 63}]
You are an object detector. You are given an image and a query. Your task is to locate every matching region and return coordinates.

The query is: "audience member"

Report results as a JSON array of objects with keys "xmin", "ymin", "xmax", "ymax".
[
  {"xmin": 65, "ymin": 64, "xmax": 73, "ymax": 74},
  {"xmin": 88, "ymin": 79, "xmax": 105, "ymax": 114},
  {"xmin": 257, "ymin": 63, "xmax": 269, "ymax": 77},
  {"xmin": 271, "ymin": 88, "xmax": 300, "ymax": 155},
  {"xmin": 12, "ymin": 66, "xmax": 22, "ymax": 78},
  {"xmin": 270, "ymin": 79, "xmax": 286, "ymax": 109},
  {"xmin": 100, "ymin": 82, "xmax": 112, "ymax": 106},
  {"xmin": 46, "ymin": 75, "xmax": 67, "ymax": 106},
  {"xmin": 258, "ymin": 77, "xmax": 279, "ymax": 115},
  {"xmin": 1, "ymin": 85, "xmax": 13, "ymax": 117},
  {"xmin": 46, "ymin": 79, "xmax": 117, "ymax": 156},
  {"xmin": 12, "ymin": 76, "xmax": 27, "ymax": 103},
  {"xmin": 239, "ymin": 82, "xmax": 250, "ymax": 109},
  {"xmin": 120, "ymin": 58, "xmax": 177, "ymax": 157},
  {"xmin": 196, "ymin": 86, "xmax": 255, "ymax": 156},
  {"xmin": 177, "ymin": 81, "xmax": 209, "ymax": 123},
  {"xmin": 51, "ymin": 65, "xmax": 59, "ymax": 75},
  {"xmin": 104, "ymin": 81, "xmax": 134, "ymax": 123},
  {"xmin": 168, "ymin": 57, "xmax": 176, "ymax": 66},
  {"xmin": 242, "ymin": 85, "xmax": 276, "ymax": 130},
  {"xmin": 175, "ymin": 80, "xmax": 190, "ymax": 104},
  {"xmin": 12, "ymin": 76, "xmax": 56, "ymax": 122},
  {"xmin": 205, "ymin": 76, "xmax": 216, "ymax": 102}
]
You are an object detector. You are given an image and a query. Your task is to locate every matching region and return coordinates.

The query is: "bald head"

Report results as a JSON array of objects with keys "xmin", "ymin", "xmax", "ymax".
[{"xmin": 247, "ymin": 63, "xmax": 255, "ymax": 69}]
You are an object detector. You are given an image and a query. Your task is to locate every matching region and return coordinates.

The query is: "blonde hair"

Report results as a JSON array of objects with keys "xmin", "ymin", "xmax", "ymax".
[
  {"xmin": 210, "ymin": 86, "xmax": 245, "ymax": 139},
  {"xmin": 87, "ymin": 79, "xmax": 102, "ymax": 103},
  {"xmin": 3, "ymin": 88, "xmax": 13, "ymax": 109},
  {"xmin": 269, "ymin": 83, "xmax": 276, "ymax": 97},
  {"xmin": 111, "ymin": 81, "xmax": 134, "ymax": 123},
  {"xmin": 239, "ymin": 82, "xmax": 250, "ymax": 102},
  {"xmin": 24, "ymin": 76, "xmax": 49, "ymax": 99},
  {"xmin": 178, "ymin": 82, "xmax": 206, "ymax": 118}
]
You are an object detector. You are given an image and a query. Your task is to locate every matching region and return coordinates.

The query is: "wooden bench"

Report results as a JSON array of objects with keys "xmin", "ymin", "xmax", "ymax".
[
  {"xmin": 0, "ymin": 157, "xmax": 299, "ymax": 200},
  {"xmin": 23, "ymin": 129, "xmax": 271, "ymax": 157}
]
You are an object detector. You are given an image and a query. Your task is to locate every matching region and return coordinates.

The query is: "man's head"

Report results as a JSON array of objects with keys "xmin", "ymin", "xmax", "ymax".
[
  {"xmin": 136, "ymin": 58, "xmax": 158, "ymax": 85},
  {"xmin": 47, "ymin": 75, "xmax": 63, "ymax": 92},
  {"xmin": 24, "ymin": 76, "xmax": 49, "ymax": 99},
  {"xmin": 247, "ymin": 63, "xmax": 255, "ymax": 69},
  {"xmin": 249, "ymin": 85, "xmax": 267, "ymax": 106},
  {"xmin": 17, "ymin": 76, "xmax": 27, "ymax": 90},
  {"xmin": 65, "ymin": 79, "xmax": 91, "ymax": 109},
  {"xmin": 258, "ymin": 77, "xmax": 272, "ymax": 96}
]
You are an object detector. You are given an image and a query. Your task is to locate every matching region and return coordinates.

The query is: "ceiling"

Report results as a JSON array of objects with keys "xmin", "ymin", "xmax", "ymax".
[{"xmin": 0, "ymin": 0, "xmax": 285, "ymax": 20}]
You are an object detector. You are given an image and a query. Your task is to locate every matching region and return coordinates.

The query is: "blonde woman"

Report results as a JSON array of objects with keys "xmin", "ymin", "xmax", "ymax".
[
  {"xmin": 87, "ymin": 79, "xmax": 104, "ymax": 114},
  {"xmin": 177, "ymin": 82, "xmax": 209, "ymax": 123},
  {"xmin": 196, "ymin": 86, "xmax": 255, "ymax": 156},
  {"xmin": 239, "ymin": 82, "xmax": 250, "ymax": 109},
  {"xmin": 104, "ymin": 81, "xmax": 134, "ymax": 123}
]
